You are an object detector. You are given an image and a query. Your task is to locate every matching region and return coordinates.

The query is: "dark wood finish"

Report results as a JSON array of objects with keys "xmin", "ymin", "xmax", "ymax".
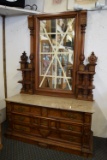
[
  {"xmin": 6, "ymin": 101, "xmax": 93, "ymax": 158},
  {"xmin": 77, "ymin": 52, "xmax": 97, "ymax": 100}
]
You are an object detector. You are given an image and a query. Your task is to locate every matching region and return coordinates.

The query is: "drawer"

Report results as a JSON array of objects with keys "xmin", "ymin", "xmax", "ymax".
[
  {"xmin": 59, "ymin": 122, "xmax": 83, "ymax": 134},
  {"xmin": 13, "ymin": 115, "xmax": 30, "ymax": 124},
  {"xmin": 13, "ymin": 104, "xmax": 30, "ymax": 113},
  {"xmin": 48, "ymin": 108, "xmax": 61, "ymax": 118},
  {"xmin": 13, "ymin": 124, "xmax": 30, "ymax": 133},
  {"xmin": 32, "ymin": 117, "xmax": 56, "ymax": 129},
  {"xmin": 60, "ymin": 133, "xmax": 82, "ymax": 144},
  {"xmin": 31, "ymin": 106, "xmax": 41, "ymax": 116},
  {"xmin": 61, "ymin": 111, "xmax": 83, "ymax": 122}
]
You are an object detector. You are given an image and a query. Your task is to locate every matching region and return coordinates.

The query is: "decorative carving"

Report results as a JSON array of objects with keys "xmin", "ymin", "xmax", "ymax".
[
  {"xmin": 18, "ymin": 52, "xmax": 35, "ymax": 94},
  {"xmin": 79, "ymin": 12, "xmax": 87, "ymax": 71},
  {"xmin": 77, "ymin": 52, "xmax": 97, "ymax": 101},
  {"xmin": 20, "ymin": 51, "xmax": 28, "ymax": 69}
]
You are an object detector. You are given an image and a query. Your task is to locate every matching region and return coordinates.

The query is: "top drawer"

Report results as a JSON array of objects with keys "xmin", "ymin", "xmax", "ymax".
[
  {"xmin": 13, "ymin": 104, "xmax": 30, "ymax": 113},
  {"xmin": 48, "ymin": 108, "xmax": 84, "ymax": 123},
  {"xmin": 61, "ymin": 110, "xmax": 84, "ymax": 123}
]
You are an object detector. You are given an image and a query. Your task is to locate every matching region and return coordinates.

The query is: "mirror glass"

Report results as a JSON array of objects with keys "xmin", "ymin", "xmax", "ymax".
[{"xmin": 39, "ymin": 18, "xmax": 75, "ymax": 90}]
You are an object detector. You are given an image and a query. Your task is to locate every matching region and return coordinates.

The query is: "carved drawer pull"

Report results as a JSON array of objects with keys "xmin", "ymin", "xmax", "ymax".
[
  {"xmin": 18, "ymin": 117, "xmax": 25, "ymax": 121},
  {"xmin": 68, "ymin": 126, "xmax": 73, "ymax": 130},
  {"xmin": 41, "ymin": 121, "xmax": 48, "ymax": 125},
  {"xmin": 17, "ymin": 107, "xmax": 24, "ymax": 112},
  {"xmin": 20, "ymin": 127, "xmax": 25, "ymax": 131},
  {"xmin": 69, "ymin": 137, "xmax": 74, "ymax": 142},
  {"xmin": 67, "ymin": 113, "xmax": 76, "ymax": 119}
]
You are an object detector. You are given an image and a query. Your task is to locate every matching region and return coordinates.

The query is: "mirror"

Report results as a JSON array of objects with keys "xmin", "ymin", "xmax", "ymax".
[
  {"xmin": 28, "ymin": 11, "xmax": 87, "ymax": 97},
  {"xmin": 39, "ymin": 18, "xmax": 75, "ymax": 90}
]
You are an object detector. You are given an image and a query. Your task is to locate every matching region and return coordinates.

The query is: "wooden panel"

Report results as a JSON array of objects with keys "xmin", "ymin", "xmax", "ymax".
[
  {"xmin": 59, "ymin": 122, "xmax": 83, "ymax": 134},
  {"xmin": 13, "ymin": 124, "xmax": 31, "ymax": 133},
  {"xmin": 13, "ymin": 115, "xmax": 30, "ymax": 124},
  {"xmin": 13, "ymin": 104, "xmax": 30, "ymax": 113},
  {"xmin": 61, "ymin": 110, "xmax": 83, "ymax": 122},
  {"xmin": 6, "ymin": 102, "xmax": 12, "ymax": 112},
  {"xmin": 48, "ymin": 108, "xmax": 61, "ymax": 118},
  {"xmin": 60, "ymin": 133, "xmax": 82, "ymax": 145},
  {"xmin": 31, "ymin": 106, "xmax": 41, "ymax": 115}
]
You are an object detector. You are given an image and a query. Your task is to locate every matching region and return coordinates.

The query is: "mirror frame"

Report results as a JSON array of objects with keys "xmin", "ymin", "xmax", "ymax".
[{"xmin": 28, "ymin": 11, "xmax": 87, "ymax": 98}]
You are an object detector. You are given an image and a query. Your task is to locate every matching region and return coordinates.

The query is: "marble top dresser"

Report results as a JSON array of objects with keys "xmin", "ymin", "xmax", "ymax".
[{"xmin": 6, "ymin": 94, "xmax": 95, "ymax": 158}]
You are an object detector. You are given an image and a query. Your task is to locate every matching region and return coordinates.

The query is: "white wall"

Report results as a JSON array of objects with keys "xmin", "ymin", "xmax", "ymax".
[
  {"xmin": 85, "ymin": 11, "xmax": 107, "ymax": 137},
  {"xmin": 6, "ymin": 16, "xmax": 30, "ymax": 97},
  {"xmin": 0, "ymin": 17, "xmax": 6, "ymax": 123},
  {"xmin": 0, "ymin": 6, "xmax": 107, "ymax": 137}
]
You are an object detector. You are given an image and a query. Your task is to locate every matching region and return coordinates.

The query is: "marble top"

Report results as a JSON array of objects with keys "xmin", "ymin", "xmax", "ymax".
[{"xmin": 6, "ymin": 94, "xmax": 95, "ymax": 113}]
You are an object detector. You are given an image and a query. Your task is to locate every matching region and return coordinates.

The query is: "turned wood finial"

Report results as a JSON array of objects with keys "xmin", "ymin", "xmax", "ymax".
[
  {"xmin": 88, "ymin": 52, "xmax": 97, "ymax": 64},
  {"xmin": 20, "ymin": 51, "xmax": 28, "ymax": 62}
]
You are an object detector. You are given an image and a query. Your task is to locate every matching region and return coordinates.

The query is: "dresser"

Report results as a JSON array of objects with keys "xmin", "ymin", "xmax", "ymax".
[{"xmin": 6, "ymin": 94, "xmax": 94, "ymax": 158}]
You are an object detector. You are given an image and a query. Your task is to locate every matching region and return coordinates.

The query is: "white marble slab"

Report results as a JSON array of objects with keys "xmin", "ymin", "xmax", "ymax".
[{"xmin": 6, "ymin": 94, "xmax": 95, "ymax": 113}]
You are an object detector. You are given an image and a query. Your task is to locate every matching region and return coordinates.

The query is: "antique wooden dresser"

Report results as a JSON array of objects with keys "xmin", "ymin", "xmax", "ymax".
[{"xmin": 6, "ymin": 94, "xmax": 94, "ymax": 158}]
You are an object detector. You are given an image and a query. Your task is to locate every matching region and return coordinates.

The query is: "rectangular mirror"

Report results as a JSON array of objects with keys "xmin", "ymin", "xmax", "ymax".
[
  {"xmin": 28, "ymin": 11, "xmax": 87, "ymax": 97},
  {"xmin": 39, "ymin": 18, "xmax": 75, "ymax": 91}
]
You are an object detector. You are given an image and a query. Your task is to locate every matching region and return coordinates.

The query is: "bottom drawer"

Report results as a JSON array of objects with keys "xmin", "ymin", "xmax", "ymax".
[{"xmin": 60, "ymin": 133, "xmax": 82, "ymax": 145}]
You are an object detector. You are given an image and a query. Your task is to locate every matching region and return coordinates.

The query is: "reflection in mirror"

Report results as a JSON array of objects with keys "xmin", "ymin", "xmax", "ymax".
[{"xmin": 39, "ymin": 18, "xmax": 75, "ymax": 90}]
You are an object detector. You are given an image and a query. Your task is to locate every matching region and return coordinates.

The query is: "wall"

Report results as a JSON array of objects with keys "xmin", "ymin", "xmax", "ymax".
[
  {"xmin": 85, "ymin": 10, "xmax": 107, "ymax": 137},
  {"xmin": 0, "ymin": 5, "xmax": 105, "ymax": 137},
  {"xmin": 6, "ymin": 16, "xmax": 30, "ymax": 97},
  {"xmin": 0, "ymin": 17, "xmax": 6, "ymax": 123}
]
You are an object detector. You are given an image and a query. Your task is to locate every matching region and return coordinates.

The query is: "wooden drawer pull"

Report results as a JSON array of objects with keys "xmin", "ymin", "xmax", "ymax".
[
  {"xmin": 68, "ymin": 126, "xmax": 73, "ymax": 130},
  {"xmin": 17, "ymin": 107, "xmax": 24, "ymax": 112},
  {"xmin": 41, "ymin": 121, "xmax": 48, "ymax": 125},
  {"xmin": 67, "ymin": 113, "xmax": 76, "ymax": 119},
  {"xmin": 19, "ymin": 127, "xmax": 27, "ymax": 131},
  {"xmin": 18, "ymin": 117, "xmax": 25, "ymax": 121},
  {"xmin": 69, "ymin": 137, "xmax": 74, "ymax": 142}
]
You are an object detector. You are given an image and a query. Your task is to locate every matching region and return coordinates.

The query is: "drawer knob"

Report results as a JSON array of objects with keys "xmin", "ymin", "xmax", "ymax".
[
  {"xmin": 68, "ymin": 126, "xmax": 73, "ymax": 130},
  {"xmin": 19, "ymin": 117, "xmax": 25, "ymax": 121},
  {"xmin": 17, "ymin": 107, "xmax": 24, "ymax": 112},
  {"xmin": 69, "ymin": 137, "xmax": 74, "ymax": 142},
  {"xmin": 67, "ymin": 113, "xmax": 76, "ymax": 119}
]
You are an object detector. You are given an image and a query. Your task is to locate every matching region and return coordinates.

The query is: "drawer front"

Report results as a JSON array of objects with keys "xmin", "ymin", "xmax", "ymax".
[
  {"xmin": 59, "ymin": 123, "xmax": 83, "ymax": 134},
  {"xmin": 13, "ymin": 115, "xmax": 30, "ymax": 124},
  {"xmin": 61, "ymin": 111, "xmax": 83, "ymax": 122},
  {"xmin": 32, "ymin": 118, "xmax": 56, "ymax": 129},
  {"xmin": 13, "ymin": 124, "xmax": 30, "ymax": 133},
  {"xmin": 13, "ymin": 104, "xmax": 30, "ymax": 113},
  {"xmin": 48, "ymin": 108, "xmax": 61, "ymax": 118},
  {"xmin": 60, "ymin": 133, "xmax": 82, "ymax": 144},
  {"xmin": 31, "ymin": 106, "xmax": 41, "ymax": 116}
]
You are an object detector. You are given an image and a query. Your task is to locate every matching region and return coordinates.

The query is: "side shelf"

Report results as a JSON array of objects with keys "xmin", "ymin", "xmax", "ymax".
[
  {"xmin": 76, "ymin": 52, "xmax": 97, "ymax": 101},
  {"xmin": 17, "ymin": 51, "xmax": 35, "ymax": 94}
]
